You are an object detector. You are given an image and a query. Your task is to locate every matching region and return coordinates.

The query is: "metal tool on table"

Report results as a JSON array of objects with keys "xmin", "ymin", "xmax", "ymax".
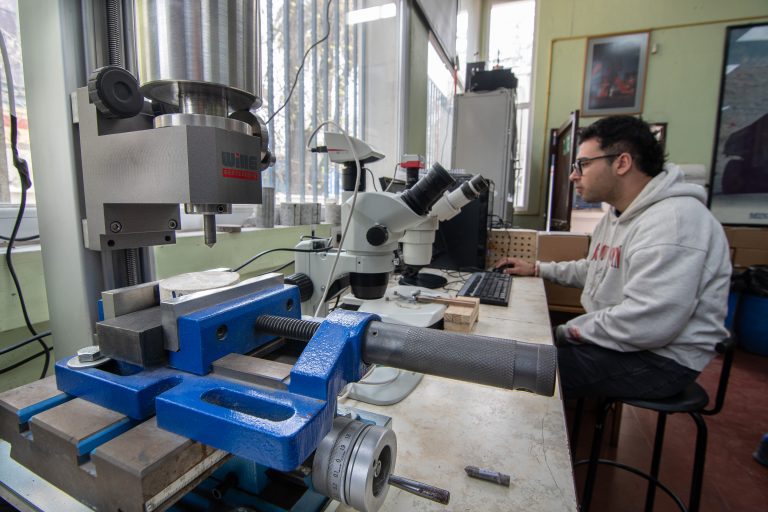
[{"xmin": 464, "ymin": 465, "xmax": 512, "ymax": 487}]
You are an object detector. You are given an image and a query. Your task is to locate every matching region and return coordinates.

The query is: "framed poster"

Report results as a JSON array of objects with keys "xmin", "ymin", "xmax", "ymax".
[
  {"xmin": 582, "ymin": 32, "xmax": 650, "ymax": 117},
  {"xmin": 709, "ymin": 23, "xmax": 768, "ymax": 226}
]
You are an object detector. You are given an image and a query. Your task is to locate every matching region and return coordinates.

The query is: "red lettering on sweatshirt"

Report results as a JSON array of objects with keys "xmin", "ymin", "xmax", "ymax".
[{"xmin": 590, "ymin": 243, "xmax": 622, "ymax": 269}]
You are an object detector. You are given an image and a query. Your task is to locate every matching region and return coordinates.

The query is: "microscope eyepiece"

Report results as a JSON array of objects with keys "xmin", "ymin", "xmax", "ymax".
[
  {"xmin": 462, "ymin": 175, "xmax": 489, "ymax": 198},
  {"xmin": 400, "ymin": 163, "xmax": 455, "ymax": 216}
]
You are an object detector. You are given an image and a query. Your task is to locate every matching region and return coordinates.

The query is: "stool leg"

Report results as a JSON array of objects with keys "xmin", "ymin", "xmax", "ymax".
[
  {"xmin": 644, "ymin": 412, "xmax": 667, "ymax": 512},
  {"xmin": 688, "ymin": 412, "xmax": 708, "ymax": 512},
  {"xmin": 581, "ymin": 400, "xmax": 612, "ymax": 512},
  {"xmin": 571, "ymin": 398, "xmax": 585, "ymax": 460}
]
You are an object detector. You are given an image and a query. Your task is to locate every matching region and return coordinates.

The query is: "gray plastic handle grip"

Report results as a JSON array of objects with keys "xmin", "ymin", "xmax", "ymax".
[{"xmin": 362, "ymin": 321, "xmax": 557, "ymax": 397}]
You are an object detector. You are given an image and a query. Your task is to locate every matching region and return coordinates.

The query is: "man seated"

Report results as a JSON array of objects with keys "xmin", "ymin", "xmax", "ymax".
[{"xmin": 497, "ymin": 116, "xmax": 731, "ymax": 399}]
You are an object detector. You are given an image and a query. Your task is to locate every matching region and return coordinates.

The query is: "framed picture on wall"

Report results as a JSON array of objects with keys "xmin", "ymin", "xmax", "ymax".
[
  {"xmin": 708, "ymin": 22, "xmax": 768, "ymax": 226},
  {"xmin": 582, "ymin": 32, "xmax": 650, "ymax": 117}
]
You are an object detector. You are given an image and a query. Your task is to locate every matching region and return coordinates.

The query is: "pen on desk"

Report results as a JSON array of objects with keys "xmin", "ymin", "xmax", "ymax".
[{"xmin": 464, "ymin": 465, "xmax": 512, "ymax": 487}]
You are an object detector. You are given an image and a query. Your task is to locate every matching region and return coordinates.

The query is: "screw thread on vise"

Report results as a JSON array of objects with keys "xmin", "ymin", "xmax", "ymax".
[{"xmin": 255, "ymin": 315, "xmax": 321, "ymax": 342}]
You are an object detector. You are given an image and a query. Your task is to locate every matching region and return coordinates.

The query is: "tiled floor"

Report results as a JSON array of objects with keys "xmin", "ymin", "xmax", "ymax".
[{"xmin": 567, "ymin": 348, "xmax": 768, "ymax": 511}]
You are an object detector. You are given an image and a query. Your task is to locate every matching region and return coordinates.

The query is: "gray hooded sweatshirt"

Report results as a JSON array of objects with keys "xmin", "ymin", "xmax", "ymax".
[{"xmin": 540, "ymin": 165, "xmax": 731, "ymax": 372}]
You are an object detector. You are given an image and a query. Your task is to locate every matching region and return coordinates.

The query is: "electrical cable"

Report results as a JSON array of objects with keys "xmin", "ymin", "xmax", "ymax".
[
  {"xmin": 383, "ymin": 162, "xmax": 400, "ymax": 192},
  {"xmin": 259, "ymin": 259, "xmax": 295, "ymax": 275},
  {"xmin": 1, "ymin": 234, "xmax": 39, "ymax": 242},
  {"xmin": 232, "ymin": 246, "xmax": 330, "ymax": 274},
  {"xmin": 266, "ymin": 0, "xmax": 333, "ymax": 125},
  {"xmin": 0, "ymin": 330, "xmax": 52, "ymax": 356},
  {"xmin": 0, "ymin": 346, "xmax": 54, "ymax": 376},
  {"xmin": 365, "ymin": 168, "xmax": 379, "ymax": 191},
  {"xmin": 0, "ymin": 31, "xmax": 50, "ymax": 379},
  {"xmin": 306, "ymin": 121, "xmax": 361, "ymax": 318}
]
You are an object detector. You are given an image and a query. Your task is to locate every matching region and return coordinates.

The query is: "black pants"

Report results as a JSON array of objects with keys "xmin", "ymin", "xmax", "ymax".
[{"xmin": 557, "ymin": 344, "xmax": 700, "ymax": 400}]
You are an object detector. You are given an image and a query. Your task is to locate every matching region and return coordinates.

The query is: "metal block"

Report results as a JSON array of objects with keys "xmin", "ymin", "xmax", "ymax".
[
  {"xmin": 0, "ymin": 376, "xmax": 71, "ymax": 439},
  {"xmin": 97, "ymin": 306, "xmax": 167, "ymax": 366},
  {"xmin": 1, "ymin": 385, "xmax": 228, "ymax": 512},
  {"xmin": 28, "ymin": 398, "xmax": 135, "ymax": 464},
  {"xmin": 171, "ymin": 283, "xmax": 301, "ymax": 375},
  {"xmin": 92, "ymin": 417, "xmax": 229, "ymax": 510},
  {"xmin": 102, "ymin": 280, "xmax": 160, "ymax": 320},
  {"xmin": 212, "ymin": 353, "xmax": 292, "ymax": 389},
  {"xmin": 162, "ymin": 272, "xmax": 284, "ymax": 352}
]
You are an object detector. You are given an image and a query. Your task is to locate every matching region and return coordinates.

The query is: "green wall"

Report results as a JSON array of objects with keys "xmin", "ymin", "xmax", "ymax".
[{"xmin": 523, "ymin": 0, "xmax": 768, "ymax": 229}]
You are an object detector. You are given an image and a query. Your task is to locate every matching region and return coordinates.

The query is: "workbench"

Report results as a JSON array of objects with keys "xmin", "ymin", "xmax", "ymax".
[
  {"xmin": 0, "ymin": 277, "xmax": 577, "ymax": 512},
  {"xmin": 335, "ymin": 275, "xmax": 578, "ymax": 511}
]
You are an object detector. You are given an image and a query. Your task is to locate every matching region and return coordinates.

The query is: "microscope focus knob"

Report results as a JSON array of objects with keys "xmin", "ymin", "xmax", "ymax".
[
  {"xmin": 366, "ymin": 225, "xmax": 389, "ymax": 246},
  {"xmin": 88, "ymin": 66, "xmax": 144, "ymax": 118},
  {"xmin": 284, "ymin": 273, "xmax": 313, "ymax": 302}
]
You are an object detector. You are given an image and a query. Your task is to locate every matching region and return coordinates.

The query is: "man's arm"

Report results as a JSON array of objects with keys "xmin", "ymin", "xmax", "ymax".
[
  {"xmin": 539, "ymin": 259, "xmax": 589, "ymax": 288},
  {"xmin": 494, "ymin": 257, "xmax": 589, "ymax": 289},
  {"xmin": 562, "ymin": 244, "xmax": 708, "ymax": 351}
]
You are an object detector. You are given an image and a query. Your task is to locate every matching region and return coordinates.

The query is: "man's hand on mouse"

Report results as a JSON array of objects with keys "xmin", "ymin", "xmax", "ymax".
[{"xmin": 494, "ymin": 257, "xmax": 536, "ymax": 276}]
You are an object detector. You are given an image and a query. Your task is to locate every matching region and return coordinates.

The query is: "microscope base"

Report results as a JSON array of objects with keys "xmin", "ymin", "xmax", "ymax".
[
  {"xmin": 346, "ymin": 367, "xmax": 424, "ymax": 405},
  {"xmin": 398, "ymin": 272, "xmax": 447, "ymax": 289}
]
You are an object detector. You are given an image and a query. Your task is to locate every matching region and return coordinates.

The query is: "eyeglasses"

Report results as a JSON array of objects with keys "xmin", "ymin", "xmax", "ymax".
[{"xmin": 571, "ymin": 154, "xmax": 621, "ymax": 175}]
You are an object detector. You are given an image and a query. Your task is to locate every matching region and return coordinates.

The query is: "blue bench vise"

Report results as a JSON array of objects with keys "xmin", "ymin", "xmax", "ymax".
[{"xmin": 1, "ymin": 273, "xmax": 557, "ymax": 512}]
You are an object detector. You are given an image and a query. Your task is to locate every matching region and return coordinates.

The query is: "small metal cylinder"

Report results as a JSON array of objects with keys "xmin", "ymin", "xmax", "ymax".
[{"xmin": 203, "ymin": 214, "xmax": 217, "ymax": 248}]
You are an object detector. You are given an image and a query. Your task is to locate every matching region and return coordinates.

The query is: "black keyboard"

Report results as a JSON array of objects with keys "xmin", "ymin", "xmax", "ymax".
[{"xmin": 457, "ymin": 272, "xmax": 512, "ymax": 306}]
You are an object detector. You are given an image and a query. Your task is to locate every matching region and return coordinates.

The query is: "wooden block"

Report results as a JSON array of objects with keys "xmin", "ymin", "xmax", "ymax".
[{"xmin": 436, "ymin": 296, "xmax": 480, "ymax": 332}]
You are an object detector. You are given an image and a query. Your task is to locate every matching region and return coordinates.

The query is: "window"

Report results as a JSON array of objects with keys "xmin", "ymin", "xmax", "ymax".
[
  {"xmin": 487, "ymin": 0, "xmax": 535, "ymax": 210},
  {"xmin": 0, "ymin": 0, "xmax": 33, "ymax": 206},
  {"xmin": 260, "ymin": 0, "xmax": 362, "ymax": 203},
  {"xmin": 426, "ymin": 38, "xmax": 454, "ymax": 167}
]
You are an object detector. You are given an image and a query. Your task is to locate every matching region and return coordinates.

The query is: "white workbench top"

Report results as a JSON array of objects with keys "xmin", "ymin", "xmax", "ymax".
[{"xmin": 337, "ymin": 276, "xmax": 578, "ymax": 511}]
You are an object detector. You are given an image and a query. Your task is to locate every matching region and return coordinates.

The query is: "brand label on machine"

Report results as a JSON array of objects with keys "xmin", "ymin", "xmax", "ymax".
[{"xmin": 221, "ymin": 151, "xmax": 261, "ymax": 181}]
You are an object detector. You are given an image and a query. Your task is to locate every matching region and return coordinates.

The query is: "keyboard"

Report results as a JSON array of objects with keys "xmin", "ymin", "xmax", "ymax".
[{"xmin": 457, "ymin": 271, "xmax": 512, "ymax": 306}]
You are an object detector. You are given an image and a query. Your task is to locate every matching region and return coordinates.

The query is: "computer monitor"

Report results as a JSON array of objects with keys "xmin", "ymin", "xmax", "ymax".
[{"xmin": 429, "ymin": 174, "xmax": 490, "ymax": 271}]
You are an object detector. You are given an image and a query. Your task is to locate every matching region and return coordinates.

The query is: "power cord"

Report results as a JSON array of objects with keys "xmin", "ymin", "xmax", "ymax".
[
  {"xmin": 266, "ymin": 0, "xmax": 333, "ymax": 125},
  {"xmin": 0, "ymin": 31, "xmax": 50, "ymax": 379},
  {"xmin": 365, "ymin": 167, "xmax": 379, "ymax": 191},
  {"xmin": 1, "ymin": 234, "xmax": 39, "ymax": 242},
  {"xmin": 306, "ymin": 121, "xmax": 361, "ymax": 317},
  {"xmin": 232, "ymin": 246, "xmax": 330, "ymax": 274}
]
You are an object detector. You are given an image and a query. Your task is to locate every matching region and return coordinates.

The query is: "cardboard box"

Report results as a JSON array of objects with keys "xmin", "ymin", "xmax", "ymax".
[
  {"xmin": 538, "ymin": 232, "xmax": 591, "ymax": 262},
  {"xmin": 723, "ymin": 227, "xmax": 768, "ymax": 249},
  {"xmin": 537, "ymin": 232, "xmax": 590, "ymax": 310},
  {"xmin": 733, "ymin": 248, "xmax": 768, "ymax": 268}
]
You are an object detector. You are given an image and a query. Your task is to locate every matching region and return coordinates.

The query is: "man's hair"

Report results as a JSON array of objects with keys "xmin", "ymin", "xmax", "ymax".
[{"xmin": 579, "ymin": 116, "xmax": 666, "ymax": 177}]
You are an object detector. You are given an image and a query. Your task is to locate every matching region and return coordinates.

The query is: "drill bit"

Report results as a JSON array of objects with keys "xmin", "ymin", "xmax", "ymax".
[
  {"xmin": 203, "ymin": 214, "xmax": 217, "ymax": 248},
  {"xmin": 388, "ymin": 474, "xmax": 450, "ymax": 505},
  {"xmin": 464, "ymin": 465, "xmax": 511, "ymax": 487}
]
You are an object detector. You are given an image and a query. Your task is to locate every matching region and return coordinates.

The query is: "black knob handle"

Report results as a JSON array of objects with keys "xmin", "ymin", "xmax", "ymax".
[
  {"xmin": 366, "ymin": 225, "xmax": 389, "ymax": 246},
  {"xmin": 88, "ymin": 66, "xmax": 144, "ymax": 118}
]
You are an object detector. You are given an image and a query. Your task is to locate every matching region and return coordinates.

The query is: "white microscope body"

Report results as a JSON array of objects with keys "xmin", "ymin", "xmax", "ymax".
[{"xmin": 295, "ymin": 133, "xmax": 488, "ymax": 316}]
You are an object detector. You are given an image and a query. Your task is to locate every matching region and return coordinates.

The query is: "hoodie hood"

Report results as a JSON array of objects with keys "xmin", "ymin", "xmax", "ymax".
[{"xmin": 616, "ymin": 164, "xmax": 708, "ymax": 223}]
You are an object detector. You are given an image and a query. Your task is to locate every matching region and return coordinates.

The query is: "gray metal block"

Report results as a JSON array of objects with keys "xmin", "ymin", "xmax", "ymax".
[
  {"xmin": 97, "ymin": 306, "xmax": 167, "ymax": 366},
  {"xmin": 212, "ymin": 353, "xmax": 291, "ymax": 389}
]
